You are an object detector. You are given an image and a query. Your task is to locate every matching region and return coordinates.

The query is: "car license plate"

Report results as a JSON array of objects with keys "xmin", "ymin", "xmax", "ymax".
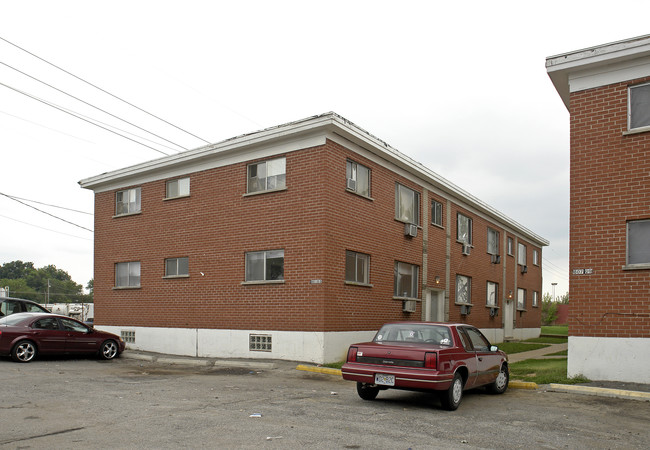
[{"xmin": 375, "ymin": 374, "xmax": 395, "ymax": 386}]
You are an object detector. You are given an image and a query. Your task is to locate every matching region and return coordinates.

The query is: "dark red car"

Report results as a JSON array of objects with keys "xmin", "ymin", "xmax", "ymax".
[
  {"xmin": 0, "ymin": 313, "xmax": 125, "ymax": 363},
  {"xmin": 341, "ymin": 322, "xmax": 509, "ymax": 410}
]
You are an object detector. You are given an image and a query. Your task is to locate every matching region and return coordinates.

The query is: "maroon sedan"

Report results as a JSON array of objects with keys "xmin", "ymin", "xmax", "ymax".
[
  {"xmin": 341, "ymin": 322, "xmax": 508, "ymax": 410},
  {"xmin": 0, "ymin": 313, "xmax": 125, "ymax": 363}
]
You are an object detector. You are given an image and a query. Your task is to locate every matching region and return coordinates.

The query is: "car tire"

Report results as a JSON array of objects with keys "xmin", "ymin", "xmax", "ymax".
[
  {"xmin": 12, "ymin": 340, "xmax": 37, "ymax": 363},
  {"xmin": 440, "ymin": 372, "xmax": 464, "ymax": 411},
  {"xmin": 356, "ymin": 382, "xmax": 380, "ymax": 400},
  {"xmin": 487, "ymin": 364, "xmax": 509, "ymax": 394},
  {"xmin": 99, "ymin": 340, "xmax": 119, "ymax": 360}
]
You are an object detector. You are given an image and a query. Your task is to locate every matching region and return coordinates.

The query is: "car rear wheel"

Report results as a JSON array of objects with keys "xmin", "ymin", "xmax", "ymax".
[
  {"xmin": 12, "ymin": 340, "xmax": 37, "ymax": 363},
  {"xmin": 487, "ymin": 364, "xmax": 509, "ymax": 394},
  {"xmin": 356, "ymin": 382, "xmax": 380, "ymax": 400},
  {"xmin": 99, "ymin": 340, "xmax": 119, "ymax": 360},
  {"xmin": 440, "ymin": 372, "xmax": 463, "ymax": 410}
]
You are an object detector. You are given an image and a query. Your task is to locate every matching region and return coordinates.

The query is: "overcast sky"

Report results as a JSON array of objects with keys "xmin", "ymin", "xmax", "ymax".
[{"xmin": 1, "ymin": 1, "xmax": 648, "ymax": 297}]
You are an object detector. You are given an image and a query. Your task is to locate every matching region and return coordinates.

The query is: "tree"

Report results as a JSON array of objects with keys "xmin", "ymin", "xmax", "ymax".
[
  {"xmin": 541, "ymin": 293, "xmax": 558, "ymax": 325},
  {"xmin": 0, "ymin": 260, "xmax": 86, "ymax": 303},
  {"xmin": 0, "ymin": 261, "xmax": 35, "ymax": 279}
]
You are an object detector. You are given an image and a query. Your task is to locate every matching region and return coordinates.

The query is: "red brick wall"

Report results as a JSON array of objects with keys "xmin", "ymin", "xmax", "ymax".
[
  {"xmin": 93, "ymin": 139, "xmax": 544, "ymax": 333},
  {"xmin": 569, "ymin": 76, "xmax": 650, "ymax": 338}
]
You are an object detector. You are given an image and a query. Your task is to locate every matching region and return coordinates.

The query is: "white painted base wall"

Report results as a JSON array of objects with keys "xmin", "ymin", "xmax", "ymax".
[
  {"xmin": 568, "ymin": 336, "xmax": 650, "ymax": 383},
  {"xmin": 480, "ymin": 328, "xmax": 540, "ymax": 344},
  {"xmin": 99, "ymin": 326, "xmax": 376, "ymax": 364}
]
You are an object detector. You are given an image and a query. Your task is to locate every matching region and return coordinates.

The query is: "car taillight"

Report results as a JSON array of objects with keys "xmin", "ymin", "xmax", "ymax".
[
  {"xmin": 347, "ymin": 346, "xmax": 358, "ymax": 362},
  {"xmin": 424, "ymin": 352, "xmax": 437, "ymax": 369}
]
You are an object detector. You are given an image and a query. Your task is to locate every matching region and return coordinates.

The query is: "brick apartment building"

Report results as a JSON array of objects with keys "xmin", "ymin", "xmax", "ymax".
[
  {"xmin": 80, "ymin": 112, "xmax": 547, "ymax": 363},
  {"xmin": 547, "ymin": 35, "xmax": 650, "ymax": 382}
]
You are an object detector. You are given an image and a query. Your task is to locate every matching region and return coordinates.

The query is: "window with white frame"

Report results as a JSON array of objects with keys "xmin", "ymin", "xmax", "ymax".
[
  {"xmin": 532, "ymin": 291, "xmax": 539, "ymax": 308},
  {"xmin": 346, "ymin": 160, "xmax": 370, "ymax": 197},
  {"xmin": 456, "ymin": 275, "xmax": 471, "ymax": 304},
  {"xmin": 345, "ymin": 251, "xmax": 370, "ymax": 284},
  {"xmin": 517, "ymin": 288, "xmax": 526, "ymax": 310},
  {"xmin": 533, "ymin": 249, "xmax": 539, "ymax": 266},
  {"xmin": 395, "ymin": 184, "xmax": 420, "ymax": 225},
  {"xmin": 629, "ymin": 83, "xmax": 650, "ymax": 130},
  {"xmin": 627, "ymin": 219, "xmax": 650, "ymax": 265},
  {"xmin": 487, "ymin": 228, "xmax": 499, "ymax": 255},
  {"xmin": 247, "ymin": 157, "xmax": 286, "ymax": 193},
  {"xmin": 507, "ymin": 237, "xmax": 514, "ymax": 256},
  {"xmin": 115, "ymin": 187, "xmax": 141, "ymax": 215},
  {"xmin": 166, "ymin": 177, "xmax": 190, "ymax": 199},
  {"xmin": 432, "ymin": 199, "xmax": 443, "ymax": 227},
  {"xmin": 115, "ymin": 261, "xmax": 141, "ymax": 288},
  {"xmin": 165, "ymin": 257, "xmax": 189, "ymax": 277},
  {"xmin": 486, "ymin": 281, "xmax": 498, "ymax": 307},
  {"xmin": 518, "ymin": 243, "xmax": 527, "ymax": 266},
  {"xmin": 394, "ymin": 261, "xmax": 419, "ymax": 298},
  {"xmin": 245, "ymin": 250, "xmax": 284, "ymax": 282},
  {"xmin": 457, "ymin": 213, "xmax": 472, "ymax": 245}
]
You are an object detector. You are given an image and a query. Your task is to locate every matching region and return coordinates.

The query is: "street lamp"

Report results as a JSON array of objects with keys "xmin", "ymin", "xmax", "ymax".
[{"xmin": 551, "ymin": 282, "xmax": 558, "ymax": 302}]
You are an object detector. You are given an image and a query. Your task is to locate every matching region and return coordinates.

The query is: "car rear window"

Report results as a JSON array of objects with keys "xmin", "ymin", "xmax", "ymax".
[
  {"xmin": 0, "ymin": 314, "xmax": 29, "ymax": 326},
  {"xmin": 374, "ymin": 324, "xmax": 452, "ymax": 346}
]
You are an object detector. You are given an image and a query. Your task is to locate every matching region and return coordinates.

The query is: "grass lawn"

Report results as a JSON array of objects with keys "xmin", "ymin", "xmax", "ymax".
[
  {"xmin": 541, "ymin": 325, "xmax": 568, "ymax": 336},
  {"xmin": 509, "ymin": 358, "xmax": 589, "ymax": 385},
  {"xmin": 497, "ymin": 342, "xmax": 549, "ymax": 354},
  {"xmin": 547, "ymin": 350, "xmax": 568, "ymax": 356},
  {"xmin": 526, "ymin": 336, "xmax": 568, "ymax": 344}
]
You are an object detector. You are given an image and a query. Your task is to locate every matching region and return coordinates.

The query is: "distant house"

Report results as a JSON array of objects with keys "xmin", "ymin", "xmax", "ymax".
[
  {"xmin": 79, "ymin": 112, "xmax": 547, "ymax": 363},
  {"xmin": 547, "ymin": 35, "xmax": 650, "ymax": 382}
]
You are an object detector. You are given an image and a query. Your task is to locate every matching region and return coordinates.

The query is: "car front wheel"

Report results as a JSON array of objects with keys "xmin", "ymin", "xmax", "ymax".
[
  {"xmin": 12, "ymin": 340, "xmax": 37, "ymax": 363},
  {"xmin": 440, "ymin": 372, "xmax": 464, "ymax": 410},
  {"xmin": 99, "ymin": 340, "xmax": 119, "ymax": 360},
  {"xmin": 356, "ymin": 382, "xmax": 380, "ymax": 400},
  {"xmin": 487, "ymin": 364, "xmax": 509, "ymax": 394}
]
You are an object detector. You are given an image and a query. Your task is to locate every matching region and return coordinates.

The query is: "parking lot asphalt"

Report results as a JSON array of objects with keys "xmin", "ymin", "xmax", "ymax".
[{"xmin": 122, "ymin": 347, "xmax": 650, "ymax": 402}]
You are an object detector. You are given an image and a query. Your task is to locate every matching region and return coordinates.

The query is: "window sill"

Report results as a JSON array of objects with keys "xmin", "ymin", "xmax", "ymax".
[
  {"xmin": 517, "ymin": 308, "xmax": 527, "ymax": 312},
  {"xmin": 243, "ymin": 187, "xmax": 287, "ymax": 197},
  {"xmin": 393, "ymin": 296, "xmax": 420, "ymax": 301},
  {"xmin": 622, "ymin": 263, "xmax": 650, "ymax": 271},
  {"xmin": 485, "ymin": 305, "xmax": 499, "ymax": 309},
  {"xmin": 345, "ymin": 188, "xmax": 374, "ymax": 201},
  {"xmin": 241, "ymin": 280, "xmax": 285, "ymax": 285},
  {"xmin": 163, "ymin": 195, "xmax": 190, "ymax": 201},
  {"xmin": 112, "ymin": 212, "xmax": 142, "ymax": 219},
  {"xmin": 623, "ymin": 126, "xmax": 650, "ymax": 136},
  {"xmin": 455, "ymin": 302, "xmax": 473, "ymax": 306},
  {"xmin": 163, "ymin": 275, "xmax": 190, "ymax": 279},
  {"xmin": 113, "ymin": 286, "xmax": 141, "ymax": 290},
  {"xmin": 431, "ymin": 223, "xmax": 444, "ymax": 230},
  {"xmin": 345, "ymin": 281, "xmax": 373, "ymax": 288}
]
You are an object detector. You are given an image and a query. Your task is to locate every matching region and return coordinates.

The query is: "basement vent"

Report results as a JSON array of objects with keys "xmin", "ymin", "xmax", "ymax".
[
  {"xmin": 121, "ymin": 330, "xmax": 136, "ymax": 344},
  {"xmin": 249, "ymin": 334, "xmax": 272, "ymax": 352}
]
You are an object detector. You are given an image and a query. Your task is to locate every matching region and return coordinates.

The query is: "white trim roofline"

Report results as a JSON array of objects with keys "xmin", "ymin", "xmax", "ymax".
[
  {"xmin": 546, "ymin": 34, "xmax": 650, "ymax": 110},
  {"xmin": 79, "ymin": 112, "xmax": 549, "ymax": 247}
]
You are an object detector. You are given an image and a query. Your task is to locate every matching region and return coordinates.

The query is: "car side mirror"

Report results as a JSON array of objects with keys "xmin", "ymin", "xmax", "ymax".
[{"xmin": 490, "ymin": 345, "xmax": 498, "ymax": 352}]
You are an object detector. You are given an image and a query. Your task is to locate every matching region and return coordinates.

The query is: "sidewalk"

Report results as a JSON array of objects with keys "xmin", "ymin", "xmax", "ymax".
[{"xmin": 506, "ymin": 342, "xmax": 567, "ymax": 363}]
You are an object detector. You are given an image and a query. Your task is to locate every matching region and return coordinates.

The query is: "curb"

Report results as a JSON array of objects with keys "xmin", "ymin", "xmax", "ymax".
[
  {"xmin": 296, "ymin": 364, "xmax": 342, "ymax": 376},
  {"xmin": 547, "ymin": 383, "xmax": 650, "ymax": 401},
  {"xmin": 122, "ymin": 351, "xmax": 277, "ymax": 369},
  {"xmin": 509, "ymin": 380, "xmax": 538, "ymax": 390}
]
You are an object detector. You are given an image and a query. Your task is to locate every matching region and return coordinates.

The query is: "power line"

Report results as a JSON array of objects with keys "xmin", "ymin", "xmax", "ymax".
[
  {"xmin": 1, "ymin": 61, "xmax": 187, "ymax": 152},
  {"xmin": 0, "ymin": 213, "xmax": 92, "ymax": 240},
  {"xmin": 2, "ymin": 194, "xmax": 92, "ymax": 215},
  {"xmin": 0, "ymin": 192, "xmax": 93, "ymax": 233},
  {"xmin": 0, "ymin": 35, "xmax": 211, "ymax": 145}
]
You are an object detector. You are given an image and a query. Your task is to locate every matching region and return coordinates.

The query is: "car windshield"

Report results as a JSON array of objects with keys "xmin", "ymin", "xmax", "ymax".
[
  {"xmin": 0, "ymin": 314, "xmax": 30, "ymax": 326},
  {"xmin": 374, "ymin": 324, "xmax": 453, "ymax": 346}
]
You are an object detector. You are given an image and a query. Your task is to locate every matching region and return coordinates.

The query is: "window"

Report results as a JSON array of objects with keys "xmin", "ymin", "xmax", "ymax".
[
  {"xmin": 345, "ymin": 251, "xmax": 370, "ymax": 284},
  {"xmin": 464, "ymin": 327, "xmax": 490, "ymax": 352},
  {"xmin": 629, "ymin": 83, "xmax": 650, "ymax": 130},
  {"xmin": 533, "ymin": 249, "xmax": 539, "ymax": 266},
  {"xmin": 115, "ymin": 262, "xmax": 140, "ymax": 288},
  {"xmin": 245, "ymin": 250, "xmax": 284, "ymax": 282},
  {"xmin": 115, "ymin": 187, "xmax": 141, "ymax": 215},
  {"xmin": 457, "ymin": 214, "xmax": 472, "ymax": 244},
  {"xmin": 486, "ymin": 281, "xmax": 498, "ymax": 307},
  {"xmin": 395, "ymin": 184, "xmax": 420, "ymax": 225},
  {"xmin": 517, "ymin": 288, "xmax": 526, "ymax": 310},
  {"xmin": 247, "ymin": 157, "xmax": 286, "ymax": 193},
  {"xmin": 487, "ymin": 228, "xmax": 499, "ymax": 255},
  {"xmin": 346, "ymin": 160, "xmax": 370, "ymax": 197},
  {"xmin": 34, "ymin": 318, "xmax": 59, "ymax": 330},
  {"xmin": 431, "ymin": 200, "xmax": 443, "ymax": 227},
  {"xmin": 627, "ymin": 219, "xmax": 650, "ymax": 266},
  {"xmin": 456, "ymin": 275, "xmax": 471, "ymax": 304},
  {"xmin": 394, "ymin": 262, "xmax": 419, "ymax": 298},
  {"xmin": 518, "ymin": 243, "xmax": 527, "ymax": 266},
  {"xmin": 165, "ymin": 257, "xmax": 189, "ymax": 277},
  {"xmin": 61, "ymin": 317, "xmax": 88, "ymax": 332},
  {"xmin": 532, "ymin": 291, "xmax": 539, "ymax": 308},
  {"xmin": 166, "ymin": 177, "xmax": 190, "ymax": 199},
  {"xmin": 250, "ymin": 334, "xmax": 272, "ymax": 352},
  {"xmin": 507, "ymin": 237, "xmax": 514, "ymax": 256}
]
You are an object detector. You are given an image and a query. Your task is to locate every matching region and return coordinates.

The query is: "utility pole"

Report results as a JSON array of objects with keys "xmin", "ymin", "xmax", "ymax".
[{"xmin": 551, "ymin": 282, "xmax": 558, "ymax": 302}]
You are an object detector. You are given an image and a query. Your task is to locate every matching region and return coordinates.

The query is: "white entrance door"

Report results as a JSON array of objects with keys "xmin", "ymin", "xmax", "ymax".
[
  {"xmin": 504, "ymin": 300, "xmax": 514, "ymax": 339},
  {"xmin": 424, "ymin": 290, "xmax": 445, "ymax": 322}
]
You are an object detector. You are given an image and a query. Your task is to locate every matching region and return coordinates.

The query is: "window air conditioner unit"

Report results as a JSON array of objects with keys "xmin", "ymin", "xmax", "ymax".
[
  {"xmin": 403, "ymin": 300, "xmax": 417, "ymax": 313},
  {"xmin": 490, "ymin": 307, "xmax": 499, "ymax": 317},
  {"xmin": 491, "ymin": 254, "xmax": 501, "ymax": 264},
  {"xmin": 521, "ymin": 265, "xmax": 528, "ymax": 274},
  {"xmin": 462, "ymin": 244, "xmax": 471, "ymax": 256},
  {"xmin": 346, "ymin": 178, "xmax": 356, "ymax": 190},
  {"xmin": 460, "ymin": 304, "xmax": 471, "ymax": 315},
  {"xmin": 404, "ymin": 223, "xmax": 418, "ymax": 238}
]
